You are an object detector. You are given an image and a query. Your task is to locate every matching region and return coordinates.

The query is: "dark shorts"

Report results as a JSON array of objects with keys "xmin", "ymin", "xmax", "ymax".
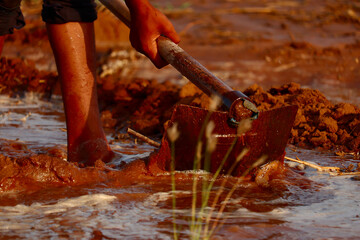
[
  {"xmin": 0, "ymin": 0, "xmax": 25, "ymax": 35},
  {"xmin": 0, "ymin": 0, "xmax": 97, "ymax": 36}
]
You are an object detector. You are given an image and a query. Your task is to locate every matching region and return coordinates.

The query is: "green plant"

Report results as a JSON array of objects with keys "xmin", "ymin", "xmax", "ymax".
[
  {"xmin": 167, "ymin": 122, "xmax": 180, "ymax": 240},
  {"xmin": 167, "ymin": 96, "xmax": 266, "ymax": 240}
]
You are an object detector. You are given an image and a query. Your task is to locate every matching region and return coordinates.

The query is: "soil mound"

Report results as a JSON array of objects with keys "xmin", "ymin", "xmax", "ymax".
[
  {"xmin": 97, "ymin": 76, "xmax": 181, "ymax": 135},
  {"xmin": 244, "ymin": 82, "xmax": 360, "ymax": 154},
  {"xmin": 0, "ymin": 57, "xmax": 57, "ymax": 98},
  {"xmin": 1, "ymin": 57, "xmax": 358, "ymax": 155},
  {"xmin": 177, "ymin": 82, "xmax": 359, "ymax": 154}
]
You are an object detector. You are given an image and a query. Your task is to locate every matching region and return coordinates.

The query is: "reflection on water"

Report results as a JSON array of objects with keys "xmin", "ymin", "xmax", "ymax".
[
  {"xmin": 0, "ymin": 94, "xmax": 66, "ymax": 148},
  {"xmin": 0, "ymin": 95, "xmax": 359, "ymax": 239}
]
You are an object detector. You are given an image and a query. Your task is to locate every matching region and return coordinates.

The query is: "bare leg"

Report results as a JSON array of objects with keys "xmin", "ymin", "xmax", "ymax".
[
  {"xmin": 46, "ymin": 22, "xmax": 114, "ymax": 166},
  {"xmin": 0, "ymin": 35, "xmax": 5, "ymax": 55}
]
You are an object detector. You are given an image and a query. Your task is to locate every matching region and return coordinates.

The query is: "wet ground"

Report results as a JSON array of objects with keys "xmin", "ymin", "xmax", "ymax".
[{"xmin": 0, "ymin": 0, "xmax": 360, "ymax": 239}]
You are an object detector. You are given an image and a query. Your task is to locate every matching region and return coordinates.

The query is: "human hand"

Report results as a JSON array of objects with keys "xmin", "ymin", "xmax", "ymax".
[{"xmin": 125, "ymin": 0, "xmax": 180, "ymax": 68}]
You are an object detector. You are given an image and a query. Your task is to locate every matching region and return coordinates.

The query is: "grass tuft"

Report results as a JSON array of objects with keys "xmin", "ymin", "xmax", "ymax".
[{"xmin": 167, "ymin": 96, "xmax": 269, "ymax": 239}]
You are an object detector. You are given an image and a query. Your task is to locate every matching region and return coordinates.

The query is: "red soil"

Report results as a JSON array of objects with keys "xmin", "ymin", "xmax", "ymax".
[{"xmin": 1, "ymin": 56, "xmax": 359, "ymax": 155}]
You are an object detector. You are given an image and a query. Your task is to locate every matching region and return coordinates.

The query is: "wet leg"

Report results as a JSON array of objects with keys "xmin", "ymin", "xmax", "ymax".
[
  {"xmin": 0, "ymin": 35, "xmax": 5, "ymax": 55},
  {"xmin": 46, "ymin": 22, "xmax": 114, "ymax": 166}
]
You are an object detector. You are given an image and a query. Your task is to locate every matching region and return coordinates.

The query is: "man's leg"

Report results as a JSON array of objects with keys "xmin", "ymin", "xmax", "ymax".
[
  {"xmin": 0, "ymin": 35, "xmax": 4, "ymax": 54},
  {"xmin": 46, "ymin": 22, "xmax": 114, "ymax": 166}
]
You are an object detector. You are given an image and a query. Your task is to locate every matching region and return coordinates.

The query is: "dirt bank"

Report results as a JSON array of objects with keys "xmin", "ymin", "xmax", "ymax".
[
  {"xmin": 245, "ymin": 83, "xmax": 360, "ymax": 154},
  {"xmin": 97, "ymin": 77, "xmax": 360, "ymax": 156},
  {"xmin": 1, "ymin": 55, "xmax": 359, "ymax": 155},
  {"xmin": 0, "ymin": 57, "xmax": 58, "ymax": 98}
]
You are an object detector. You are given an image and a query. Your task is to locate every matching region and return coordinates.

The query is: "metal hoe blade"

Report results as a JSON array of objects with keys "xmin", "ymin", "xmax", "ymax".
[{"xmin": 148, "ymin": 104, "xmax": 298, "ymax": 177}]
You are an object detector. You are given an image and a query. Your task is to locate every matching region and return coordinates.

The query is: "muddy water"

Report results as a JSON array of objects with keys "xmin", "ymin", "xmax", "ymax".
[
  {"xmin": 0, "ymin": 95, "xmax": 66, "ymax": 148},
  {"xmin": 0, "ymin": 95, "xmax": 359, "ymax": 239}
]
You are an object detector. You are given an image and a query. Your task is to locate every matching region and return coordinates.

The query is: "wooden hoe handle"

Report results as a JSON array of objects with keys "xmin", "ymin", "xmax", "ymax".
[{"xmin": 99, "ymin": 0, "xmax": 259, "ymax": 120}]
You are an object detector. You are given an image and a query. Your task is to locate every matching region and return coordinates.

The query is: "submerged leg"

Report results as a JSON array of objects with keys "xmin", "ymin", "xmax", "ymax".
[{"xmin": 46, "ymin": 22, "xmax": 114, "ymax": 166}]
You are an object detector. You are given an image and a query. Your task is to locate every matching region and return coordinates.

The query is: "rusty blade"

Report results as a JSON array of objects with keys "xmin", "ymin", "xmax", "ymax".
[{"xmin": 148, "ymin": 104, "xmax": 298, "ymax": 177}]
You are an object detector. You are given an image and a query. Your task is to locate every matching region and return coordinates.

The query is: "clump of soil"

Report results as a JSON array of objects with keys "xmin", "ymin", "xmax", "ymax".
[
  {"xmin": 178, "ymin": 82, "xmax": 359, "ymax": 154},
  {"xmin": 243, "ymin": 82, "xmax": 360, "ymax": 154},
  {"xmin": 97, "ymin": 76, "xmax": 181, "ymax": 135},
  {"xmin": 0, "ymin": 57, "xmax": 58, "ymax": 98}
]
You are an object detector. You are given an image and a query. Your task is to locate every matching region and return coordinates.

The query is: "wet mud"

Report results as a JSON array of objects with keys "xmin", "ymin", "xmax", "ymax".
[
  {"xmin": 0, "ymin": 138, "xmax": 152, "ymax": 193},
  {"xmin": 0, "ymin": 135, "xmax": 302, "ymax": 207}
]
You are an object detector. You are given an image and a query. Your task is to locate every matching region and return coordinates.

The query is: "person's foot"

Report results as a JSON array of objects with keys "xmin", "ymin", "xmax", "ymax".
[{"xmin": 68, "ymin": 138, "xmax": 114, "ymax": 166}]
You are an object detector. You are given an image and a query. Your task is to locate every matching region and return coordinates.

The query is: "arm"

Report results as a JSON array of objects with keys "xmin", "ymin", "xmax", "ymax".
[{"xmin": 125, "ymin": 0, "xmax": 180, "ymax": 68}]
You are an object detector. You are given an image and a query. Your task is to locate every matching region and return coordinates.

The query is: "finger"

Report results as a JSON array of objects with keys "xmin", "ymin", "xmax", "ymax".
[
  {"xmin": 147, "ymin": 38, "xmax": 168, "ymax": 68},
  {"xmin": 129, "ymin": 32, "xmax": 143, "ymax": 55},
  {"xmin": 152, "ymin": 52, "xmax": 168, "ymax": 69},
  {"xmin": 162, "ymin": 28, "xmax": 180, "ymax": 44}
]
